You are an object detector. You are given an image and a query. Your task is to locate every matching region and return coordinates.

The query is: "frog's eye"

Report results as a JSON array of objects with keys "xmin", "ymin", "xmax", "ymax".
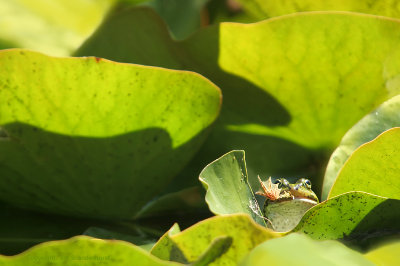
[
  {"xmin": 303, "ymin": 179, "xmax": 312, "ymax": 189},
  {"xmin": 274, "ymin": 178, "xmax": 290, "ymax": 189}
]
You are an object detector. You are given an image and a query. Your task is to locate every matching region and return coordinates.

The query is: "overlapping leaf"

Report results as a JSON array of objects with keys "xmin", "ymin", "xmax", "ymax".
[
  {"xmin": 151, "ymin": 214, "xmax": 278, "ymax": 265},
  {"xmin": 329, "ymin": 128, "xmax": 400, "ymax": 199},
  {"xmin": 324, "ymin": 95, "xmax": 400, "ymax": 199}
]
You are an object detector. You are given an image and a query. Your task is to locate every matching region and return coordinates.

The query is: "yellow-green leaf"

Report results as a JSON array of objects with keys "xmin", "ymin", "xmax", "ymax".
[
  {"xmin": 364, "ymin": 240, "xmax": 400, "ymax": 265},
  {"xmin": 0, "ymin": 0, "xmax": 116, "ymax": 56},
  {"xmin": 237, "ymin": 0, "xmax": 400, "ymax": 20},
  {"xmin": 0, "ymin": 236, "xmax": 179, "ymax": 266},
  {"xmin": 0, "ymin": 49, "xmax": 221, "ymax": 219},
  {"xmin": 323, "ymin": 95, "xmax": 400, "ymax": 199},
  {"xmin": 329, "ymin": 128, "xmax": 400, "ymax": 199}
]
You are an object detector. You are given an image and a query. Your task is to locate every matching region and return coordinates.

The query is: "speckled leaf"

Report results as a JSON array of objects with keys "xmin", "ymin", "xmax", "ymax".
[
  {"xmin": 236, "ymin": 0, "xmax": 400, "ymax": 20},
  {"xmin": 0, "ymin": 49, "xmax": 221, "ymax": 219},
  {"xmin": 77, "ymin": 9, "xmax": 400, "ymax": 196},
  {"xmin": 240, "ymin": 233, "xmax": 373, "ymax": 266},
  {"xmin": 293, "ymin": 192, "xmax": 400, "ymax": 240},
  {"xmin": 0, "ymin": 236, "xmax": 179, "ymax": 266},
  {"xmin": 364, "ymin": 240, "xmax": 400, "ymax": 265},
  {"xmin": 323, "ymin": 95, "xmax": 400, "ymax": 199},
  {"xmin": 329, "ymin": 128, "xmax": 400, "ymax": 199},
  {"xmin": 199, "ymin": 151, "xmax": 265, "ymax": 226},
  {"xmin": 151, "ymin": 214, "xmax": 278, "ymax": 265},
  {"xmin": 0, "ymin": 0, "xmax": 116, "ymax": 56}
]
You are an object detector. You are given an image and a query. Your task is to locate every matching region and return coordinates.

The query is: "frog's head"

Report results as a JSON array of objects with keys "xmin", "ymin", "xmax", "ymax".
[
  {"xmin": 289, "ymin": 178, "xmax": 319, "ymax": 204},
  {"xmin": 257, "ymin": 177, "xmax": 319, "ymax": 203}
]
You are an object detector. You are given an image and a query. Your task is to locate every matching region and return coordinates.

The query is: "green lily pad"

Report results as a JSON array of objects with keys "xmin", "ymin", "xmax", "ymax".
[
  {"xmin": 329, "ymin": 128, "xmax": 400, "ymax": 199},
  {"xmin": 198, "ymin": 150, "xmax": 265, "ymax": 226},
  {"xmin": 76, "ymin": 9, "xmax": 400, "ymax": 195},
  {"xmin": 323, "ymin": 95, "xmax": 400, "ymax": 199},
  {"xmin": 293, "ymin": 192, "xmax": 400, "ymax": 240},
  {"xmin": 364, "ymin": 240, "xmax": 400, "ymax": 265},
  {"xmin": 240, "ymin": 233, "xmax": 373, "ymax": 266},
  {"xmin": 236, "ymin": 0, "xmax": 400, "ymax": 20},
  {"xmin": 151, "ymin": 214, "xmax": 278, "ymax": 265},
  {"xmin": 0, "ymin": 49, "xmax": 221, "ymax": 219},
  {"xmin": 0, "ymin": 0, "xmax": 116, "ymax": 56},
  {"xmin": 0, "ymin": 236, "xmax": 179, "ymax": 266}
]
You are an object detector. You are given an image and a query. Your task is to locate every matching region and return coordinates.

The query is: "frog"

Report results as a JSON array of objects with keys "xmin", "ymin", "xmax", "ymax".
[{"xmin": 256, "ymin": 176, "xmax": 319, "ymax": 232}]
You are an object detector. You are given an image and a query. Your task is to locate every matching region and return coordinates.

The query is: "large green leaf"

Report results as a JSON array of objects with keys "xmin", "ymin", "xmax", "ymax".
[
  {"xmin": 329, "ymin": 128, "xmax": 400, "ymax": 199},
  {"xmin": 0, "ymin": 49, "xmax": 221, "ymax": 219},
  {"xmin": 236, "ymin": 0, "xmax": 400, "ymax": 20},
  {"xmin": 0, "ymin": 236, "xmax": 179, "ymax": 266},
  {"xmin": 240, "ymin": 233, "xmax": 373, "ymax": 266},
  {"xmin": 151, "ymin": 214, "xmax": 278, "ymax": 265},
  {"xmin": 293, "ymin": 192, "xmax": 400, "ymax": 241},
  {"xmin": 323, "ymin": 95, "xmax": 400, "ymax": 199},
  {"xmin": 0, "ymin": 0, "xmax": 116, "ymax": 56},
  {"xmin": 76, "ymin": 9, "xmax": 400, "ymax": 196},
  {"xmin": 198, "ymin": 150, "xmax": 265, "ymax": 226}
]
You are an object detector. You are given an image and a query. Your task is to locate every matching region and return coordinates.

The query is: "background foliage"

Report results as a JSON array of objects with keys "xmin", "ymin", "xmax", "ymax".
[{"xmin": 0, "ymin": 0, "xmax": 399, "ymax": 265}]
